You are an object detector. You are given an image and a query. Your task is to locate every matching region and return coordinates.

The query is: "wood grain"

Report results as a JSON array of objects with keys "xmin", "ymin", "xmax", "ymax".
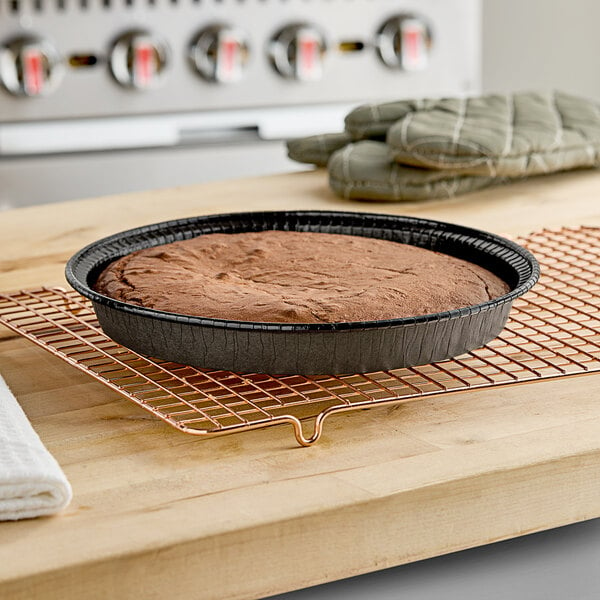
[{"xmin": 0, "ymin": 168, "xmax": 599, "ymax": 600}]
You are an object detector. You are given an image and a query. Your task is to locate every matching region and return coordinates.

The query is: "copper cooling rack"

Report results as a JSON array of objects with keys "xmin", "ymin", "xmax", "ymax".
[{"xmin": 1, "ymin": 226, "xmax": 599, "ymax": 446}]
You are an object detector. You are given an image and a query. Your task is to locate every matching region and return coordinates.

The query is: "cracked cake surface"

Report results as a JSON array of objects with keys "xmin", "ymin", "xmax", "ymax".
[{"xmin": 93, "ymin": 230, "xmax": 510, "ymax": 323}]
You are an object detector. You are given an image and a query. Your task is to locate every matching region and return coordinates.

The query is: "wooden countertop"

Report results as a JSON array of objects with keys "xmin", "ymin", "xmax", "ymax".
[{"xmin": 1, "ymin": 169, "xmax": 599, "ymax": 600}]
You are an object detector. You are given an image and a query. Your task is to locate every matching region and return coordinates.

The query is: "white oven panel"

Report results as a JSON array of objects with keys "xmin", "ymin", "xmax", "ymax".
[
  {"xmin": 0, "ymin": 0, "xmax": 481, "ymax": 208},
  {"xmin": 0, "ymin": 0, "xmax": 481, "ymax": 123}
]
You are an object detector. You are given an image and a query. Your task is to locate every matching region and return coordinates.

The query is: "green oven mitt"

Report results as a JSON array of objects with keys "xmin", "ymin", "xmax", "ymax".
[
  {"xmin": 287, "ymin": 98, "xmax": 467, "ymax": 167},
  {"xmin": 288, "ymin": 130, "xmax": 498, "ymax": 201},
  {"xmin": 328, "ymin": 141, "xmax": 496, "ymax": 202},
  {"xmin": 287, "ymin": 91, "xmax": 600, "ymax": 201},
  {"xmin": 287, "ymin": 132, "xmax": 353, "ymax": 168},
  {"xmin": 386, "ymin": 91, "xmax": 600, "ymax": 176}
]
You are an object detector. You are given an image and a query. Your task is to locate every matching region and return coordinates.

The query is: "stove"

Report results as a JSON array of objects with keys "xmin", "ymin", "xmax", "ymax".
[{"xmin": 0, "ymin": 0, "xmax": 481, "ymax": 208}]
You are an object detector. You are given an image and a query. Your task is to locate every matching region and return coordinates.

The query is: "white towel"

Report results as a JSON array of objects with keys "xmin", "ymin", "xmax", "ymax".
[{"xmin": 0, "ymin": 375, "xmax": 72, "ymax": 520}]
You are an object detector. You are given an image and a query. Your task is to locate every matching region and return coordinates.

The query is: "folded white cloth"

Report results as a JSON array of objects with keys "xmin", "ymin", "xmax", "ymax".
[{"xmin": 0, "ymin": 375, "xmax": 72, "ymax": 520}]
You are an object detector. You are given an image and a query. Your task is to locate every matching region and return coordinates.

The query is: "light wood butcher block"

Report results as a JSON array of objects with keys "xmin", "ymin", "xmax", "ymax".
[{"xmin": 0, "ymin": 169, "xmax": 599, "ymax": 600}]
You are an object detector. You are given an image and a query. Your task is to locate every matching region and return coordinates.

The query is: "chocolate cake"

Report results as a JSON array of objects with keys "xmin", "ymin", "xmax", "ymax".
[{"xmin": 94, "ymin": 230, "xmax": 510, "ymax": 323}]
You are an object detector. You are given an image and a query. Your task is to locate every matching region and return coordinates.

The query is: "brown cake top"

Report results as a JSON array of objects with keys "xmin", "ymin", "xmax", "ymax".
[{"xmin": 94, "ymin": 230, "xmax": 510, "ymax": 323}]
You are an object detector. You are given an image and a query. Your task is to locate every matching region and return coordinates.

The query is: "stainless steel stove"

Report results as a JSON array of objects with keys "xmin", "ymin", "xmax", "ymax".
[{"xmin": 0, "ymin": 0, "xmax": 481, "ymax": 208}]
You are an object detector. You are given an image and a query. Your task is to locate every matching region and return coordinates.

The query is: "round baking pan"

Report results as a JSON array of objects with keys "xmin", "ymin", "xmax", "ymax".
[{"xmin": 65, "ymin": 211, "xmax": 539, "ymax": 375}]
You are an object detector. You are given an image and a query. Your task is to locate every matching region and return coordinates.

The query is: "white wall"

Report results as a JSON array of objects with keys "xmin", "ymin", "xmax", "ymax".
[{"xmin": 482, "ymin": 0, "xmax": 600, "ymax": 99}]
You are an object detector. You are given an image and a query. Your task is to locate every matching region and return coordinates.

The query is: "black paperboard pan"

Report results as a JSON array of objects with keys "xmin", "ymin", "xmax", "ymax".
[{"xmin": 65, "ymin": 210, "xmax": 540, "ymax": 375}]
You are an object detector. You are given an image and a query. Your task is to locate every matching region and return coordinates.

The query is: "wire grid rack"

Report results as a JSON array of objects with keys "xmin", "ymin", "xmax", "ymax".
[{"xmin": 0, "ymin": 226, "xmax": 599, "ymax": 446}]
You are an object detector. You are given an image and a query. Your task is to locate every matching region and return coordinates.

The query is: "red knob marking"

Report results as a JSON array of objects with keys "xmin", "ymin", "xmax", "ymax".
[
  {"xmin": 23, "ymin": 49, "xmax": 43, "ymax": 95},
  {"xmin": 222, "ymin": 38, "xmax": 237, "ymax": 76},
  {"xmin": 134, "ymin": 43, "xmax": 153, "ymax": 87},
  {"xmin": 405, "ymin": 28, "xmax": 420, "ymax": 62},
  {"xmin": 299, "ymin": 37, "xmax": 317, "ymax": 73}
]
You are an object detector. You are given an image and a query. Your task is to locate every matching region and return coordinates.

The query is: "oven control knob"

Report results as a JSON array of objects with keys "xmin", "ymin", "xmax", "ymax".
[
  {"xmin": 0, "ymin": 36, "xmax": 63, "ymax": 97},
  {"xmin": 190, "ymin": 25, "xmax": 249, "ymax": 83},
  {"xmin": 376, "ymin": 15, "xmax": 432, "ymax": 71},
  {"xmin": 109, "ymin": 31, "xmax": 169, "ymax": 90},
  {"xmin": 269, "ymin": 24, "xmax": 326, "ymax": 81}
]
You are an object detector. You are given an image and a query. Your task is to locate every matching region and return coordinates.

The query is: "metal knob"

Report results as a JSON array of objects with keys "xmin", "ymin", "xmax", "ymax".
[
  {"xmin": 0, "ymin": 36, "xmax": 63, "ymax": 97},
  {"xmin": 376, "ymin": 15, "xmax": 432, "ymax": 71},
  {"xmin": 109, "ymin": 31, "xmax": 169, "ymax": 90},
  {"xmin": 269, "ymin": 24, "xmax": 326, "ymax": 81},
  {"xmin": 190, "ymin": 25, "xmax": 249, "ymax": 84}
]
